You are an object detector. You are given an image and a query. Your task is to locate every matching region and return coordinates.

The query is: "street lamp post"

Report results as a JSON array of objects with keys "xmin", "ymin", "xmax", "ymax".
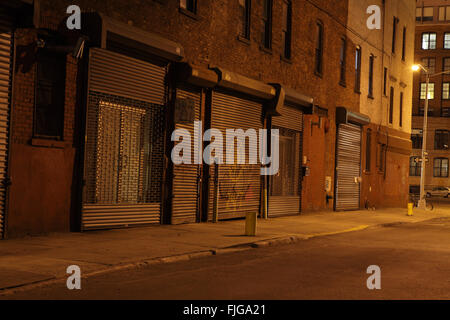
[{"xmin": 412, "ymin": 64, "xmax": 450, "ymax": 209}]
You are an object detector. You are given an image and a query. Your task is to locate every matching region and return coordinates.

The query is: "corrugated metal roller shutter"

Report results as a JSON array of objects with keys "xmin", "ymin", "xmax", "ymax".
[
  {"xmin": 0, "ymin": 9, "xmax": 12, "ymax": 238},
  {"xmin": 172, "ymin": 86, "xmax": 201, "ymax": 224},
  {"xmin": 272, "ymin": 104, "xmax": 303, "ymax": 132},
  {"xmin": 209, "ymin": 92, "xmax": 262, "ymax": 220},
  {"xmin": 270, "ymin": 105, "xmax": 303, "ymax": 217},
  {"xmin": 335, "ymin": 123, "xmax": 361, "ymax": 211},
  {"xmin": 82, "ymin": 48, "xmax": 166, "ymax": 230}
]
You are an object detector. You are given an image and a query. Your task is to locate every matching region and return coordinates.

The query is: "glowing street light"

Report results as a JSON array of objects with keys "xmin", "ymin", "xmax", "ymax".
[{"xmin": 412, "ymin": 64, "xmax": 450, "ymax": 209}]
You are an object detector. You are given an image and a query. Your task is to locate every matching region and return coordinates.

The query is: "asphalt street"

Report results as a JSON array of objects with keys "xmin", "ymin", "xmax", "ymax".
[{"xmin": 3, "ymin": 217, "xmax": 450, "ymax": 300}]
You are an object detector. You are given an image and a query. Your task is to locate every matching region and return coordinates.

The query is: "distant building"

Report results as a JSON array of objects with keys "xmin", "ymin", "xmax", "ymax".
[
  {"xmin": 347, "ymin": 0, "xmax": 415, "ymax": 208},
  {"xmin": 411, "ymin": 0, "xmax": 450, "ymax": 193}
]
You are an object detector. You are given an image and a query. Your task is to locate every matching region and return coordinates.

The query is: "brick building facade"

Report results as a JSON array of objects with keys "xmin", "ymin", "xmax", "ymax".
[
  {"xmin": 411, "ymin": 0, "xmax": 450, "ymax": 194},
  {"xmin": 2, "ymin": 0, "xmax": 411, "ymax": 237}
]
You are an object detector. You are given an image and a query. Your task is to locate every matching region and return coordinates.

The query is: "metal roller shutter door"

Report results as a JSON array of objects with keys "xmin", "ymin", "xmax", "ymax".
[
  {"xmin": 172, "ymin": 86, "xmax": 201, "ymax": 224},
  {"xmin": 0, "ymin": 9, "xmax": 12, "ymax": 238},
  {"xmin": 82, "ymin": 48, "xmax": 166, "ymax": 230},
  {"xmin": 335, "ymin": 123, "xmax": 362, "ymax": 211},
  {"xmin": 209, "ymin": 92, "xmax": 262, "ymax": 220},
  {"xmin": 269, "ymin": 105, "xmax": 303, "ymax": 217}
]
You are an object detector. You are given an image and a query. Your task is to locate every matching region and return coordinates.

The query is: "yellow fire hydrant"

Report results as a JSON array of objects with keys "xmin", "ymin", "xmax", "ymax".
[{"xmin": 407, "ymin": 203, "xmax": 414, "ymax": 216}]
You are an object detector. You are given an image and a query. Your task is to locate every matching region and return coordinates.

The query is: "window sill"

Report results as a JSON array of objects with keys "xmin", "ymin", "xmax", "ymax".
[
  {"xmin": 31, "ymin": 138, "xmax": 66, "ymax": 149},
  {"xmin": 280, "ymin": 56, "xmax": 292, "ymax": 64},
  {"xmin": 237, "ymin": 35, "xmax": 250, "ymax": 45},
  {"xmin": 339, "ymin": 81, "xmax": 346, "ymax": 88},
  {"xmin": 368, "ymin": 94, "xmax": 374, "ymax": 100},
  {"xmin": 259, "ymin": 46, "xmax": 272, "ymax": 55},
  {"xmin": 314, "ymin": 71, "xmax": 323, "ymax": 79},
  {"xmin": 354, "ymin": 89, "xmax": 361, "ymax": 94},
  {"xmin": 179, "ymin": 7, "xmax": 198, "ymax": 20}
]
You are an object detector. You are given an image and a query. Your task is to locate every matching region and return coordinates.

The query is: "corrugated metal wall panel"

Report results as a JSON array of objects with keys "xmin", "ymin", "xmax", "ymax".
[
  {"xmin": 82, "ymin": 204, "xmax": 160, "ymax": 229},
  {"xmin": 89, "ymin": 48, "xmax": 166, "ymax": 105},
  {"xmin": 82, "ymin": 48, "xmax": 166, "ymax": 230},
  {"xmin": 209, "ymin": 92, "xmax": 262, "ymax": 220},
  {"xmin": 272, "ymin": 104, "xmax": 303, "ymax": 132},
  {"xmin": 172, "ymin": 86, "xmax": 201, "ymax": 224},
  {"xmin": 0, "ymin": 9, "xmax": 12, "ymax": 239},
  {"xmin": 335, "ymin": 123, "xmax": 361, "ymax": 211}
]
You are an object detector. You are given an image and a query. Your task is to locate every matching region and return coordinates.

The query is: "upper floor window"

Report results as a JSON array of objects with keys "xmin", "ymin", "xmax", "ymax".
[
  {"xmin": 417, "ymin": 7, "xmax": 434, "ymax": 22},
  {"xmin": 34, "ymin": 52, "xmax": 66, "ymax": 139},
  {"xmin": 355, "ymin": 46, "xmax": 362, "ymax": 93},
  {"xmin": 411, "ymin": 129, "xmax": 423, "ymax": 149},
  {"xmin": 402, "ymin": 27, "xmax": 406, "ymax": 61},
  {"xmin": 239, "ymin": 0, "xmax": 251, "ymax": 40},
  {"xmin": 339, "ymin": 37, "xmax": 346, "ymax": 86},
  {"xmin": 422, "ymin": 33, "xmax": 437, "ymax": 50},
  {"xmin": 409, "ymin": 157, "xmax": 421, "ymax": 177},
  {"xmin": 443, "ymin": 83, "xmax": 450, "ymax": 100},
  {"xmin": 434, "ymin": 158, "xmax": 449, "ymax": 177},
  {"xmin": 421, "ymin": 57, "xmax": 436, "ymax": 74},
  {"xmin": 314, "ymin": 21, "xmax": 324, "ymax": 76},
  {"xmin": 261, "ymin": 0, "xmax": 272, "ymax": 49},
  {"xmin": 438, "ymin": 6, "xmax": 450, "ymax": 21},
  {"xmin": 445, "ymin": 33, "xmax": 450, "ymax": 49},
  {"xmin": 435, "ymin": 130, "xmax": 450, "ymax": 150},
  {"xmin": 389, "ymin": 86, "xmax": 394, "ymax": 124},
  {"xmin": 392, "ymin": 17, "xmax": 398, "ymax": 53},
  {"xmin": 444, "ymin": 57, "xmax": 450, "ymax": 72},
  {"xmin": 420, "ymin": 82, "xmax": 435, "ymax": 100},
  {"xmin": 282, "ymin": 0, "xmax": 292, "ymax": 59},
  {"xmin": 368, "ymin": 54, "xmax": 375, "ymax": 97},
  {"xmin": 180, "ymin": 0, "xmax": 197, "ymax": 14}
]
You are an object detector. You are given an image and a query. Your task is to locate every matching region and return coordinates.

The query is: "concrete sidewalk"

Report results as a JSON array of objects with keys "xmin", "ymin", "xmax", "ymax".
[{"xmin": 1, "ymin": 205, "xmax": 449, "ymax": 294}]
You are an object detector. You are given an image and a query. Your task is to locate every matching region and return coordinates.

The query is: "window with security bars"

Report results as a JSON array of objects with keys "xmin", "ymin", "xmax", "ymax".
[
  {"xmin": 410, "ymin": 157, "xmax": 421, "ymax": 176},
  {"xmin": 435, "ymin": 130, "xmax": 449, "ymax": 150},
  {"xmin": 84, "ymin": 92, "xmax": 165, "ymax": 205},
  {"xmin": 434, "ymin": 158, "xmax": 449, "ymax": 177},
  {"xmin": 442, "ymin": 107, "xmax": 450, "ymax": 117}
]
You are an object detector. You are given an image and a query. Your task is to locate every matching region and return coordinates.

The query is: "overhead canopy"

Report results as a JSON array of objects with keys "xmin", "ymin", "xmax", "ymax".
[
  {"xmin": 83, "ymin": 13, "xmax": 184, "ymax": 62},
  {"xmin": 211, "ymin": 67, "xmax": 276, "ymax": 100},
  {"xmin": 266, "ymin": 84, "xmax": 314, "ymax": 116},
  {"xmin": 175, "ymin": 63, "xmax": 218, "ymax": 88},
  {"xmin": 336, "ymin": 107, "xmax": 370, "ymax": 126}
]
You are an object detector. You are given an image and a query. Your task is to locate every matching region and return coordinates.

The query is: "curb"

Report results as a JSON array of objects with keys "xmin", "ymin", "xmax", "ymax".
[{"xmin": 0, "ymin": 217, "xmax": 443, "ymax": 296}]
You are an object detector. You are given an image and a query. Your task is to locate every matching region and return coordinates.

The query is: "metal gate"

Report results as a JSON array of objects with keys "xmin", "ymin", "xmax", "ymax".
[
  {"xmin": 209, "ymin": 92, "xmax": 262, "ymax": 220},
  {"xmin": 335, "ymin": 123, "xmax": 362, "ymax": 211},
  {"xmin": 172, "ymin": 86, "xmax": 201, "ymax": 224},
  {"xmin": 82, "ymin": 48, "xmax": 166, "ymax": 230},
  {"xmin": 0, "ymin": 9, "xmax": 12, "ymax": 238},
  {"xmin": 269, "ymin": 105, "xmax": 303, "ymax": 217}
]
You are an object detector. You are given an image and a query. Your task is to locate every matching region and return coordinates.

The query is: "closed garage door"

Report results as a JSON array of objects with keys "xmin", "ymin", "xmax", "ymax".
[
  {"xmin": 335, "ymin": 123, "xmax": 362, "ymax": 211},
  {"xmin": 269, "ymin": 104, "xmax": 303, "ymax": 217},
  {"xmin": 172, "ymin": 85, "xmax": 201, "ymax": 224},
  {"xmin": 0, "ymin": 8, "xmax": 12, "ymax": 238},
  {"xmin": 82, "ymin": 48, "xmax": 166, "ymax": 230},
  {"xmin": 209, "ymin": 91, "xmax": 262, "ymax": 220}
]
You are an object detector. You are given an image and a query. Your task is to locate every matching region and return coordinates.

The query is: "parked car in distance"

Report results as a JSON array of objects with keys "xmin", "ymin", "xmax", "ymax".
[{"xmin": 426, "ymin": 186, "xmax": 450, "ymax": 198}]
